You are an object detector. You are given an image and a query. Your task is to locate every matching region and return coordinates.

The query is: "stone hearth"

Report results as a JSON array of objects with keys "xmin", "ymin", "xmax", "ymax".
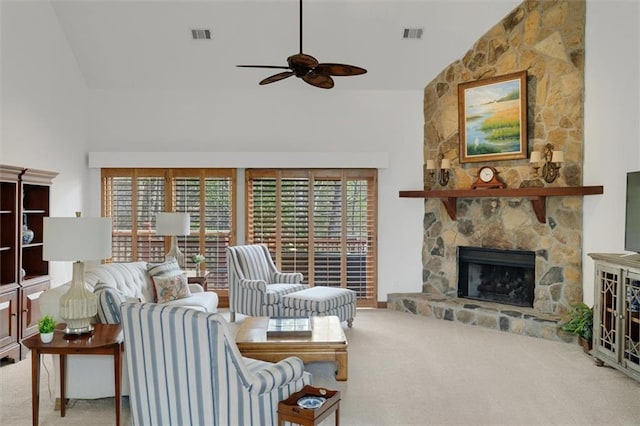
[{"xmin": 387, "ymin": 293, "xmax": 572, "ymax": 343}]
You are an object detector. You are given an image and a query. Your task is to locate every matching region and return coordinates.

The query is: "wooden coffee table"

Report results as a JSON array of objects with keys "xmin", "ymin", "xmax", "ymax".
[{"xmin": 236, "ymin": 316, "xmax": 348, "ymax": 381}]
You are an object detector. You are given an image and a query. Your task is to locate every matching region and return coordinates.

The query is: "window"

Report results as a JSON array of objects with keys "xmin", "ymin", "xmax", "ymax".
[
  {"xmin": 246, "ymin": 169, "xmax": 377, "ymax": 307},
  {"xmin": 101, "ymin": 168, "xmax": 235, "ymax": 290}
]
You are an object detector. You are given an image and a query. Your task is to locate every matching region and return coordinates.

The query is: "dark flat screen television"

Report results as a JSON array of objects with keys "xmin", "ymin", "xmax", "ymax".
[{"xmin": 625, "ymin": 171, "xmax": 640, "ymax": 253}]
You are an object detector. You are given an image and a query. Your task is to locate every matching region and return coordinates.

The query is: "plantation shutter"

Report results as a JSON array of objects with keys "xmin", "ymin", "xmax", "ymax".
[
  {"xmin": 313, "ymin": 173, "xmax": 343, "ymax": 288},
  {"xmin": 280, "ymin": 172, "xmax": 310, "ymax": 274},
  {"xmin": 246, "ymin": 169, "xmax": 377, "ymax": 307},
  {"xmin": 103, "ymin": 175, "xmax": 133, "ymax": 261},
  {"xmin": 102, "ymin": 169, "xmax": 166, "ymax": 262},
  {"xmin": 345, "ymin": 173, "xmax": 376, "ymax": 300},
  {"xmin": 247, "ymin": 172, "xmax": 278, "ymax": 254},
  {"xmin": 102, "ymin": 169, "xmax": 236, "ymax": 295},
  {"xmin": 171, "ymin": 169, "xmax": 235, "ymax": 290},
  {"xmin": 136, "ymin": 176, "xmax": 165, "ymax": 261}
]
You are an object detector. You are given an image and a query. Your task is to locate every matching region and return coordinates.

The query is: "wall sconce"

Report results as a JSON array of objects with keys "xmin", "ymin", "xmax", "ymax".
[
  {"xmin": 426, "ymin": 154, "xmax": 451, "ymax": 186},
  {"xmin": 530, "ymin": 143, "xmax": 564, "ymax": 183}
]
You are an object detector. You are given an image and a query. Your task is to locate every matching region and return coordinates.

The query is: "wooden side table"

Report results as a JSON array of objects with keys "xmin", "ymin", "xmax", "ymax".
[
  {"xmin": 278, "ymin": 385, "xmax": 340, "ymax": 426},
  {"xmin": 21, "ymin": 323, "xmax": 124, "ymax": 426},
  {"xmin": 186, "ymin": 269, "xmax": 209, "ymax": 291}
]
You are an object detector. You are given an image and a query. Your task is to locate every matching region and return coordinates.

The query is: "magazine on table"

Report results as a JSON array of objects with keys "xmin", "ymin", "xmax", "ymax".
[{"xmin": 267, "ymin": 317, "xmax": 312, "ymax": 337}]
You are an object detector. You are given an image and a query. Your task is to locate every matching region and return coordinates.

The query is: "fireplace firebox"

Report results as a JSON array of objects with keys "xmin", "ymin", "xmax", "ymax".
[{"xmin": 457, "ymin": 246, "xmax": 535, "ymax": 308}]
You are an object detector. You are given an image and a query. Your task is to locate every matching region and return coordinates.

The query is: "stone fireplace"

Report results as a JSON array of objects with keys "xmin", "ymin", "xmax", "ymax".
[{"xmin": 387, "ymin": 1, "xmax": 585, "ymax": 343}]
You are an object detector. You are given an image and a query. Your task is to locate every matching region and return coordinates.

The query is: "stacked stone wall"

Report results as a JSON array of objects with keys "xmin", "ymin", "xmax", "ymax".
[{"xmin": 421, "ymin": 0, "xmax": 586, "ymax": 316}]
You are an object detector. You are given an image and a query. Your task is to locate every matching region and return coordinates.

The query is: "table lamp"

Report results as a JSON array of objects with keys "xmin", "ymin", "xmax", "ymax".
[
  {"xmin": 156, "ymin": 212, "xmax": 190, "ymax": 268},
  {"xmin": 43, "ymin": 214, "xmax": 112, "ymax": 335}
]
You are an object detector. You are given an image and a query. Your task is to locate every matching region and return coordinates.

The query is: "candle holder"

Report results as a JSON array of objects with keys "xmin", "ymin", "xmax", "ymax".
[
  {"xmin": 530, "ymin": 143, "xmax": 563, "ymax": 183},
  {"xmin": 426, "ymin": 154, "xmax": 451, "ymax": 186}
]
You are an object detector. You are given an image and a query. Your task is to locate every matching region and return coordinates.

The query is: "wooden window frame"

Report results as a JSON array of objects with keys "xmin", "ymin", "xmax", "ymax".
[
  {"xmin": 101, "ymin": 168, "xmax": 236, "ymax": 293},
  {"xmin": 245, "ymin": 169, "xmax": 377, "ymax": 307}
]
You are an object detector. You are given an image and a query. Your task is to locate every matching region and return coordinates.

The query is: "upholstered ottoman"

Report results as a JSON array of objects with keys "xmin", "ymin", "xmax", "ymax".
[{"xmin": 281, "ymin": 286, "xmax": 356, "ymax": 327}]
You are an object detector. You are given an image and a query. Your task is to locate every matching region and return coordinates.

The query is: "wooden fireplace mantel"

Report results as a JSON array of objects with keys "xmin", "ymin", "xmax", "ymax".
[{"xmin": 398, "ymin": 186, "xmax": 604, "ymax": 223}]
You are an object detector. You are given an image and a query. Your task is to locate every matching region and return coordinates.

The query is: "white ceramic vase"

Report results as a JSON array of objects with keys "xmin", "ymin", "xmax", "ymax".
[{"xmin": 40, "ymin": 332, "xmax": 54, "ymax": 343}]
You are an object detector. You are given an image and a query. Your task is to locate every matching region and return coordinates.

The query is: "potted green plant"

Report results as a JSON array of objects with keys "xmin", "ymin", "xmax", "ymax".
[
  {"xmin": 561, "ymin": 302, "xmax": 593, "ymax": 353},
  {"xmin": 191, "ymin": 254, "xmax": 205, "ymax": 273},
  {"xmin": 38, "ymin": 315, "xmax": 56, "ymax": 343}
]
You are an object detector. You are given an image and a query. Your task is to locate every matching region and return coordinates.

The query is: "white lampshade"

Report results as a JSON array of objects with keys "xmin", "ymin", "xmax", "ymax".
[
  {"xmin": 156, "ymin": 212, "xmax": 190, "ymax": 236},
  {"xmin": 551, "ymin": 150, "xmax": 564, "ymax": 163},
  {"xmin": 440, "ymin": 159, "xmax": 451, "ymax": 170},
  {"xmin": 43, "ymin": 217, "xmax": 112, "ymax": 261},
  {"xmin": 530, "ymin": 151, "xmax": 542, "ymax": 163},
  {"xmin": 426, "ymin": 159, "xmax": 436, "ymax": 170}
]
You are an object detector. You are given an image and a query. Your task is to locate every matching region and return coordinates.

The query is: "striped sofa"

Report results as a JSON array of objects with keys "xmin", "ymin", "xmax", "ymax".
[
  {"xmin": 227, "ymin": 244, "xmax": 308, "ymax": 322},
  {"xmin": 121, "ymin": 302, "xmax": 312, "ymax": 425}
]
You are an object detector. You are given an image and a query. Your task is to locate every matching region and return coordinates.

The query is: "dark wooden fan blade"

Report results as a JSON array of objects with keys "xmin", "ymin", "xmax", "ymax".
[
  {"xmin": 302, "ymin": 73, "xmax": 334, "ymax": 89},
  {"xmin": 259, "ymin": 71, "xmax": 294, "ymax": 85},
  {"xmin": 315, "ymin": 63, "xmax": 367, "ymax": 76},
  {"xmin": 237, "ymin": 65, "xmax": 290, "ymax": 70}
]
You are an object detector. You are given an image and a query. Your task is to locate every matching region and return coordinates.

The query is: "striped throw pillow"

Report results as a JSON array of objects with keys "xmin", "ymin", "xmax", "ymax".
[{"xmin": 94, "ymin": 282, "xmax": 125, "ymax": 324}]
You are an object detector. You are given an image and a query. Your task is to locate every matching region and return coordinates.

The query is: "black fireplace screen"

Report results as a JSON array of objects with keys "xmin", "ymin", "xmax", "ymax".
[{"xmin": 457, "ymin": 246, "xmax": 535, "ymax": 307}]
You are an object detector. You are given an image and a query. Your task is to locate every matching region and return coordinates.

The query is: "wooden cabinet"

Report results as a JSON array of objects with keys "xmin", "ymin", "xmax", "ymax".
[
  {"xmin": 0, "ymin": 165, "xmax": 57, "ymax": 362},
  {"xmin": 0, "ymin": 289, "xmax": 20, "ymax": 361},
  {"xmin": 590, "ymin": 253, "xmax": 640, "ymax": 382},
  {"xmin": 20, "ymin": 278, "xmax": 50, "ymax": 339},
  {"xmin": 0, "ymin": 165, "xmax": 22, "ymax": 361}
]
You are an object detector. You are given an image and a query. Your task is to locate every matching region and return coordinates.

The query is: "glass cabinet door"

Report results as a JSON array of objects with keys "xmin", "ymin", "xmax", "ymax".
[
  {"xmin": 623, "ymin": 270, "xmax": 640, "ymax": 373},
  {"xmin": 596, "ymin": 264, "xmax": 620, "ymax": 359}
]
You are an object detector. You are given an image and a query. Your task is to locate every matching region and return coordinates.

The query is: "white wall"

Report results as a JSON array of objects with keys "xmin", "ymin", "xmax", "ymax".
[
  {"xmin": 87, "ymin": 88, "xmax": 425, "ymax": 301},
  {"xmin": 583, "ymin": 0, "xmax": 640, "ymax": 306},
  {"xmin": 1, "ymin": 0, "xmax": 90, "ymax": 286}
]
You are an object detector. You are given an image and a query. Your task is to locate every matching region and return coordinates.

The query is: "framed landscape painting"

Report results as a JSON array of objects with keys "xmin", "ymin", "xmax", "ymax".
[{"xmin": 458, "ymin": 71, "xmax": 527, "ymax": 163}]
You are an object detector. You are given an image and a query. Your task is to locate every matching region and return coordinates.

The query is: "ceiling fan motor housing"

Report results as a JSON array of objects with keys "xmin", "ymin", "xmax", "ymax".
[{"xmin": 288, "ymin": 53, "xmax": 318, "ymax": 77}]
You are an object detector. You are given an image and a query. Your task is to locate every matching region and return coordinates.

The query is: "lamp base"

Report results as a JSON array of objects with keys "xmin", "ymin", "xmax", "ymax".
[
  {"xmin": 63, "ymin": 323, "xmax": 95, "ymax": 338},
  {"xmin": 166, "ymin": 235, "xmax": 185, "ymax": 268},
  {"xmin": 63, "ymin": 324, "xmax": 94, "ymax": 335},
  {"xmin": 59, "ymin": 261, "xmax": 98, "ymax": 335}
]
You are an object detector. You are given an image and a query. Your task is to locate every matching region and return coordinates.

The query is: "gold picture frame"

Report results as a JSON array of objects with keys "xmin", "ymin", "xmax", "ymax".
[{"xmin": 458, "ymin": 71, "xmax": 527, "ymax": 163}]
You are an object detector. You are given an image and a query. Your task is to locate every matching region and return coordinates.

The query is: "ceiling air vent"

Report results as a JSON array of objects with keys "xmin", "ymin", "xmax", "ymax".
[
  {"xmin": 191, "ymin": 29, "xmax": 212, "ymax": 40},
  {"xmin": 402, "ymin": 28, "xmax": 423, "ymax": 39}
]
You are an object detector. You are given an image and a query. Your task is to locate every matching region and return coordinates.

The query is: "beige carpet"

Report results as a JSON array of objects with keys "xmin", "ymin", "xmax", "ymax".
[{"xmin": 2, "ymin": 308, "xmax": 640, "ymax": 425}]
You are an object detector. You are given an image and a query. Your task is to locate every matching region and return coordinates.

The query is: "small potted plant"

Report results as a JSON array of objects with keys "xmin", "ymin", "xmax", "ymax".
[
  {"xmin": 561, "ymin": 302, "xmax": 593, "ymax": 353},
  {"xmin": 192, "ymin": 254, "xmax": 205, "ymax": 273},
  {"xmin": 38, "ymin": 315, "xmax": 56, "ymax": 343}
]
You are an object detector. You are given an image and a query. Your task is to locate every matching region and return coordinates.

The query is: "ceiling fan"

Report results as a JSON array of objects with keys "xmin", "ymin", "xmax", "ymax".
[{"xmin": 237, "ymin": 0, "xmax": 367, "ymax": 89}]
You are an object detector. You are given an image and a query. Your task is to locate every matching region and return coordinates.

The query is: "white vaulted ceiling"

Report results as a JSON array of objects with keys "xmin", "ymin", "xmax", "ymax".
[{"xmin": 48, "ymin": 0, "xmax": 520, "ymax": 91}]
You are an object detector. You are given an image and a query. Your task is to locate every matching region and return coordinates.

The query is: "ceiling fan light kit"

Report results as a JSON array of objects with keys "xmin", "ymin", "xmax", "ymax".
[{"xmin": 237, "ymin": 0, "xmax": 367, "ymax": 89}]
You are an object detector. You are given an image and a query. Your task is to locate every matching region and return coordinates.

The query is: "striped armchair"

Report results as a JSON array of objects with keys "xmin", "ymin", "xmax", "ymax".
[
  {"xmin": 120, "ymin": 302, "xmax": 312, "ymax": 425},
  {"xmin": 227, "ymin": 244, "xmax": 308, "ymax": 322}
]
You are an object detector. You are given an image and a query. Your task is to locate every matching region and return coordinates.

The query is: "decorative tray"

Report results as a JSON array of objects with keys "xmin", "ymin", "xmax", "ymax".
[
  {"xmin": 297, "ymin": 395, "xmax": 326, "ymax": 409},
  {"xmin": 278, "ymin": 385, "xmax": 340, "ymax": 420}
]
